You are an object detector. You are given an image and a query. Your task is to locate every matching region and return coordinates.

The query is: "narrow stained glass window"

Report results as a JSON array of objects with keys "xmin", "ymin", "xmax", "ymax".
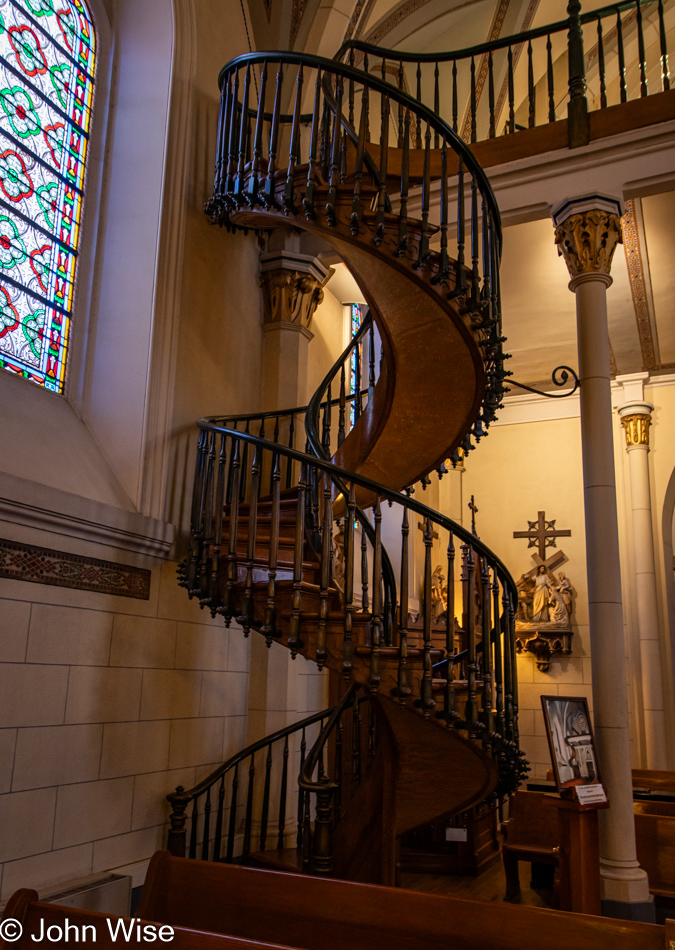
[
  {"xmin": 349, "ymin": 302, "xmax": 361, "ymax": 428},
  {"xmin": 0, "ymin": 0, "xmax": 96, "ymax": 393}
]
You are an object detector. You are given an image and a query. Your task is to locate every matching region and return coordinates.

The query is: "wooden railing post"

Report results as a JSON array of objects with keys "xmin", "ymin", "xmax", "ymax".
[
  {"xmin": 167, "ymin": 787, "xmax": 190, "ymax": 857},
  {"xmin": 312, "ymin": 782, "xmax": 335, "ymax": 875},
  {"xmin": 567, "ymin": 0, "xmax": 590, "ymax": 147}
]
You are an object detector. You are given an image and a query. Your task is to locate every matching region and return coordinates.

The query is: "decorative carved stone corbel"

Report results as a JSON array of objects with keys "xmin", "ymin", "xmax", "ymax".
[
  {"xmin": 554, "ymin": 210, "xmax": 622, "ymax": 278},
  {"xmin": 259, "ymin": 270, "xmax": 325, "ymax": 331}
]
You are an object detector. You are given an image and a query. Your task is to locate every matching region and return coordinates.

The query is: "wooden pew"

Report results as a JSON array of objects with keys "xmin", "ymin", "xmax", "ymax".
[
  {"xmin": 136, "ymin": 850, "xmax": 670, "ymax": 950},
  {"xmin": 0, "ymin": 888, "xmax": 297, "ymax": 950},
  {"xmin": 635, "ymin": 801, "xmax": 675, "ymax": 899},
  {"xmin": 502, "ymin": 790, "xmax": 560, "ymax": 900}
]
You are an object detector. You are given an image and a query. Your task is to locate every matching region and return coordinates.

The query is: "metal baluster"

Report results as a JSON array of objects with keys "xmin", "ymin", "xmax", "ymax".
[
  {"xmin": 242, "ymin": 754, "xmax": 255, "ymax": 859},
  {"xmin": 342, "ymin": 484, "xmax": 356, "ymax": 678},
  {"xmin": 361, "ymin": 528, "xmax": 369, "ymax": 611},
  {"xmin": 326, "ymin": 75, "xmax": 343, "ymax": 226},
  {"xmin": 283, "ymin": 65, "xmax": 304, "ymax": 212},
  {"xmin": 547, "ymin": 35, "xmax": 556, "ymax": 121},
  {"xmin": 492, "ymin": 573, "xmax": 505, "ymax": 736},
  {"xmin": 470, "ymin": 56, "xmax": 477, "ymax": 142},
  {"xmin": 350, "ymin": 80, "xmax": 369, "ymax": 235},
  {"xmin": 488, "ymin": 52, "xmax": 495, "ymax": 138},
  {"xmin": 304, "ymin": 68, "xmax": 322, "ymax": 219},
  {"xmin": 597, "ymin": 18, "xmax": 607, "ymax": 108},
  {"xmin": 452, "ymin": 60, "xmax": 458, "ymax": 132},
  {"xmin": 297, "ymin": 727, "xmax": 307, "ymax": 849},
  {"xmin": 277, "ymin": 735, "xmax": 289, "ymax": 849},
  {"xmin": 224, "ymin": 439, "xmax": 241, "ymax": 619},
  {"xmin": 373, "ymin": 93, "xmax": 390, "ymax": 245},
  {"xmin": 637, "ymin": 0, "xmax": 648, "ymax": 97},
  {"xmin": 507, "ymin": 46, "xmax": 515, "ymax": 133},
  {"xmin": 466, "ymin": 549, "xmax": 477, "ymax": 732},
  {"xmin": 316, "ymin": 477, "xmax": 332, "ymax": 668},
  {"xmin": 248, "ymin": 62, "xmax": 267, "ymax": 204},
  {"xmin": 225, "ymin": 764, "xmax": 238, "ymax": 862},
  {"xmin": 527, "ymin": 40, "xmax": 535, "ymax": 127},
  {"xmin": 288, "ymin": 463, "xmax": 307, "ymax": 658},
  {"xmin": 338, "ymin": 365, "xmax": 347, "ymax": 445},
  {"xmin": 235, "ymin": 65, "xmax": 251, "ymax": 202},
  {"xmin": 397, "ymin": 507, "xmax": 410, "ymax": 703},
  {"xmin": 264, "ymin": 63, "xmax": 283, "ymax": 207},
  {"xmin": 658, "ymin": 0, "xmax": 670, "ymax": 91},
  {"xmin": 369, "ymin": 497, "xmax": 383, "ymax": 693},
  {"xmin": 416, "ymin": 62, "xmax": 422, "ymax": 144},
  {"xmin": 433, "ymin": 62, "xmax": 440, "ymax": 147},
  {"xmin": 201, "ymin": 788, "xmax": 211, "ymax": 861},
  {"xmin": 189, "ymin": 798, "xmax": 198, "ymax": 859},
  {"xmin": 213, "ymin": 775, "xmax": 225, "ymax": 862},
  {"xmin": 260, "ymin": 744, "xmax": 272, "ymax": 851},
  {"xmin": 414, "ymin": 123, "xmax": 431, "ymax": 268},
  {"xmin": 417, "ymin": 518, "xmax": 434, "ymax": 715},
  {"xmin": 396, "ymin": 108, "xmax": 410, "ymax": 256},
  {"xmin": 263, "ymin": 453, "xmax": 281, "ymax": 646}
]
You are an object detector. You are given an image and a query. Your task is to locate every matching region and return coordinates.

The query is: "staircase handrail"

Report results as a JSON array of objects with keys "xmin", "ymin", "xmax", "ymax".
[
  {"xmin": 215, "ymin": 50, "xmax": 503, "ymax": 244},
  {"xmin": 196, "ymin": 417, "xmax": 518, "ymax": 603}
]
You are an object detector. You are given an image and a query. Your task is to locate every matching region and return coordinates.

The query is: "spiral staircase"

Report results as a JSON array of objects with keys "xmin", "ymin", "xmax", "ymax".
[{"xmin": 171, "ymin": 48, "xmax": 528, "ymax": 887}]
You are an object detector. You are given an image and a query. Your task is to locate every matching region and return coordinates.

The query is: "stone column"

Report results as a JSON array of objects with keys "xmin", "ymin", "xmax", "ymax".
[
  {"xmin": 552, "ymin": 196, "xmax": 652, "ymax": 919},
  {"xmin": 617, "ymin": 374, "xmax": 668, "ymax": 770}
]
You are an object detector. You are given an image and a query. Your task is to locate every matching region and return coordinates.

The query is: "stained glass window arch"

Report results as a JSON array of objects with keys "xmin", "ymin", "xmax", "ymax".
[{"xmin": 0, "ymin": 0, "xmax": 96, "ymax": 393}]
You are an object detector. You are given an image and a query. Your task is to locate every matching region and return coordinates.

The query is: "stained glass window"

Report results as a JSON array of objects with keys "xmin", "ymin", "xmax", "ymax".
[
  {"xmin": 349, "ymin": 302, "xmax": 361, "ymax": 428},
  {"xmin": 0, "ymin": 0, "xmax": 96, "ymax": 393}
]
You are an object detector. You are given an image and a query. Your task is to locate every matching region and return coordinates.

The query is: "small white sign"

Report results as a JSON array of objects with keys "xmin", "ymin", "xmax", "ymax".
[
  {"xmin": 574, "ymin": 783, "xmax": 607, "ymax": 804},
  {"xmin": 445, "ymin": 827, "xmax": 468, "ymax": 842}
]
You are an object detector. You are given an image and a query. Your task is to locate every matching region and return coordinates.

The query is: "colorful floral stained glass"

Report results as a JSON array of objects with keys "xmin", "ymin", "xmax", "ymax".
[
  {"xmin": 0, "ymin": 0, "xmax": 95, "ymax": 393},
  {"xmin": 349, "ymin": 302, "xmax": 361, "ymax": 428}
]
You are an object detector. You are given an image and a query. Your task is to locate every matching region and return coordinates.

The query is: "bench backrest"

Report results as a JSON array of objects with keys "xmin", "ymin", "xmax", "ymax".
[{"xmin": 505, "ymin": 790, "xmax": 560, "ymax": 849}]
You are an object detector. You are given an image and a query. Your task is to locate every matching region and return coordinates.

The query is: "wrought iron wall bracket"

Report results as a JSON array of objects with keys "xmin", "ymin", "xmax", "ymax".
[{"xmin": 508, "ymin": 365, "xmax": 580, "ymax": 398}]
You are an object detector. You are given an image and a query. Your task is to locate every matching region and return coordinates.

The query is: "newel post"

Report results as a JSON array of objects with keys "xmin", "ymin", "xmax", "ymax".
[
  {"xmin": 567, "ymin": 0, "xmax": 590, "ymax": 147},
  {"xmin": 312, "ymin": 782, "xmax": 335, "ymax": 876},
  {"xmin": 166, "ymin": 786, "xmax": 190, "ymax": 857}
]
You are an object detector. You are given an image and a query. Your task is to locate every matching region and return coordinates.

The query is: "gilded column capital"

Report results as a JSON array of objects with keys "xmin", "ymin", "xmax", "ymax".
[
  {"xmin": 620, "ymin": 412, "xmax": 651, "ymax": 448},
  {"xmin": 259, "ymin": 268, "xmax": 324, "ymax": 331},
  {"xmin": 554, "ymin": 209, "xmax": 623, "ymax": 280}
]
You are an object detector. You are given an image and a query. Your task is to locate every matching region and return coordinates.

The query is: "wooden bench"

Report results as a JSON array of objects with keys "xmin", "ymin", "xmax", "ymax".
[
  {"xmin": 502, "ymin": 790, "xmax": 560, "ymax": 900},
  {"xmin": 135, "ymin": 850, "xmax": 671, "ymax": 950},
  {"xmin": 0, "ymin": 888, "xmax": 296, "ymax": 950},
  {"xmin": 635, "ymin": 800, "xmax": 675, "ymax": 899}
]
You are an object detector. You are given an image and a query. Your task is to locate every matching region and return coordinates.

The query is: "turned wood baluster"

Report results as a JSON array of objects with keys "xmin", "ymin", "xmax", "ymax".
[
  {"xmin": 313, "ymin": 782, "xmax": 335, "ymax": 876},
  {"xmin": 241, "ymin": 444, "xmax": 260, "ymax": 635},
  {"xmin": 507, "ymin": 47, "xmax": 515, "ymax": 132},
  {"xmin": 636, "ymin": 0, "xmax": 648, "ymax": 97},
  {"xmin": 212, "ymin": 775, "xmax": 225, "ymax": 862},
  {"xmin": 316, "ymin": 479, "xmax": 332, "ymax": 669},
  {"xmin": 304, "ymin": 68, "xmax": 322, "ymax": 220},
  {"xmin": 414, "ymin": 123, "xmax": 431, "ymax": 267},
  {"xmin": 354, "ymin": 342, "xmax": 362, "ymax": 420},
  {"xmin": 209, "ymin": 433, "xmax": 227, "ymax": 611},
  {"xmin": 470, "ymin": 174, "xmax": 480, "ymax": 310},
  {"xmin": 466, "ymin": 548, "xmax": 478, "ymax": 730},
  {"xmin": 226, "ymin": 70, "xmax": 240, "ymax": 193},
  {"xmin": 492, "ymin": 572, "xmax": 505, "ymax": 737},
  {"xmin": 297, "ymin": 727, "xmax": 307, "ymax": 850},
  {"xmin": 321, "ymin": 384, "xmax": 332, "ymax": 455},
  {"xmin": 239, "ymin": 421, "xmax": 249, "ymax": 504},
  {"xmin": 342, "ymin": 484, "xmax": 357, "ymax": 678},
  {"xmin": 284, "ymin": 65, "xmax": 304, "ymax": 212},
  {"xmin": 276, "ymin": 735, "xmax": 289, "ymax": 849},
  {"xmin": 368, "ymin": 702, "xmax": 376, "ymax": 756},
  {"xmin": 248, "ymin": 62, "xmax": 267, "ymax": 203},
  {"xmin": 373, "ymin": 94, "xmax": 390, "ymax": 245},
  {"xmin": 201, "ymin": 788, "xmax": 211, "ymax": 861},
  {"xmin": 445, "ymin": 531, "xmax": 456, "ymax": 721},
  {"xmin": 263, "ymin": 453, "xmax": 281, "ymax": 646},
  {"xmin": 348, "ymin": 48, "xmax": 355, "ymax": 124},
  {"xmin": 527, "ymin": 41, "xmax": 536, "ymax": 128},
  {"xmin": 369, "ymin": 497, "xmax": 383, "ymax": 693},
  {"xmin": 452, "ymin": 60, "xmax": 458, "ymax": 132},
  {"xmin": 363, "ymin": 55, "xmax": 370, "ymax": 142},
  {"xmin": 302, "ymin": 789, "xmax": 312, "ymax": 872},
  {"xmin": 187, "ymin": 429, "xmax": 208, "ymax": 592},
  {"xmin": 360, "ymin": 531, "xmax": 369, "ymax": 611},
  {"xmin": 470, "ymin": 56, "xmax": 477, "ymax": 142},
  {"xmin": 334, "ymin": 716, "xmax": 344, "ymax": 809},
  {"xmin": 338, "ymin": 365, "xmax": 347, "ymax": 445},
  {"xmin": 396, "ymin": 108, "xmax": 410, "ymax": 256},
  {"xmin": 481, "ymin": 563, "xmax": 493, "ymax": 744},
  {"xmin": 597, "ymin": 19, "xmax": 607, "ymax": 109},
  {"xmin": 352, "ymin": 690, "xmax": 362, "ymax": 779},
  {"xmin": 481, "ymin": 195, "xmax": 491, "ymax": 309},
  {"xmin": 326, "ymin": 75, "xmax": 344, "ymax": 226},
  {"xmin": 502, "ymin": 584, "xmax": 514, "ymax": 742},
  {"xmin": 488, "ymin": 52, "xmax": 496, "ymax": 138},
  {"xmin": 198, "ymin": 430, "xmax": 216, "ymax": 597},
  {"xmin": 214, "ymin": 77, "xmax": 230, "ymax": 196},
  {"xmin": 224, "ymin": 439, "xmax": 241, "ymax": 620},
  {"xmin": 264, "ymin": 63, "xmax": 283, "ymax": 207},
  {"xmin": 433, "ymin": 62, "xmax": 440, "ymax": 146},
  {"xmin": 658, "ymin": 0, "xmax": 670, "ymax": 91},
  {"xmin": 397, "ymin": 61, "xmax": 405, "ymax": 146},
  {"xmin": 189, "ymin": 798, "xmax": 198, "ymax": 859},
  {"xmin": 260, "ymin": 744, "xmax": 273, "ymax": 851},
  {"xmin": 547, "ymin": 35, "xmax": 556, "ymax": 121},
  {"xmin": 368, "ymin": 323, "xmax": 376, "ymax": 397},
  {"xmin": 417, "ymin": 518, "xmax": 435, "ymax": 715},
  {"xmin": 397, "ymin": 507, "xmax": 411, "ymax": 703},
  {"xmin": 350, "ymin": 82, "xmax": 369, "ymax": 235},
  {"xmin": 235, "ymin": 65, "xmax": 251, "ymax": 201},
  {"xmin": 225, "ymin": 763, "xmax": 238, "ymax": 862},
  {"xmin": 434, "ymin": 139, "xmax": 450, "ymax": 282},
  {"xmin": 167, "ymin": 787, "xmax": 190, "ymax": 857},
  {"xmin": 616, "ymin": 10, "xmax": 627, "ymax": 102},
  {"xmin": 288, "ymin": 463, "xmax": 306, "ymax": 658},
  {"xmin": 286, "ymin": 414, "xmax": 295, "ymax": 489},
  {"xmin": 509, "ymin": 596, "xmax": 519, "ymax": 743},
  {"xmin": 455, "ymin": 155, "xmax": 466, "ymax": 298},
  {"xmin": 242, "ymin": 754, "xmax": 255, "ymax": 859}
]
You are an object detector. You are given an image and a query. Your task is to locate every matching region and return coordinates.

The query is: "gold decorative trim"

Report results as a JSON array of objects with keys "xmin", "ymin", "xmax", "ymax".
[
  {"xmin": 460, "ymin": 0, "xmax": 513, "ymax": 142},
  {"xmin": 622, "ymin": 199, "xmax": 658, "ymax": 371},
  {"xmin": 621, "ymin": 413, "xmax": 651, "ymax": 447},
  {"xmin": 260, "ymin": 269, "xmax": 324, "ymax": 330},
  {"xmin": 554, "ymin": 210, "xmax": 622, "ymax": 278}
]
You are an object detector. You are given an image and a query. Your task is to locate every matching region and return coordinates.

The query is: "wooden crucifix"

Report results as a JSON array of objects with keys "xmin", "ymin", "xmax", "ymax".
[{"xmin": 513, "ymin": 511, "xmax": 571, "ymax": 561}]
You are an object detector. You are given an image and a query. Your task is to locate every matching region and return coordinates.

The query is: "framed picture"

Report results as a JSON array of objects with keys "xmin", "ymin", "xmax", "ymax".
[{"xmin": 540, "ymin": 695, "xmax": 601, "ymax": 791}]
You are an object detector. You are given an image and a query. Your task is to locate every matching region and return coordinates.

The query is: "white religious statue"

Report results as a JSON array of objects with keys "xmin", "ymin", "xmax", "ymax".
[
  {"xmin": 532, "ymin": 565, "xmax": 551, "ymax": 623},
  {"xmin": 548, "ymin": 584, "xmax": 568, "ymax": 624},
  {"xmin": 431, "ymin": 565, "xmax": 447, "ymax": 619},
  {"xmin": 557, "ymin": 572, "xmax": 573, "ymax": 615}
]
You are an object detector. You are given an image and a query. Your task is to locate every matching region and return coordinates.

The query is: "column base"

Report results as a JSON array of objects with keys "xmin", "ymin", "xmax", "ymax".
[
  {"xmin": 601, "ymin": 896, "xmax": 655, "ymax": 923},
  {"xmin": 600, "ymin": 861, "xmax": 651, "ymax": 903}
]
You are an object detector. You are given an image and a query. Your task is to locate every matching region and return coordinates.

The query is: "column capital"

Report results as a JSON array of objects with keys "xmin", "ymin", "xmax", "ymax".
[
  {"xmin": 619, "ymin": 411, "xmax": 651, "ymax": 448},
  {"xmin": 552, "ymin": 195, "xmax": 623, "ymax": 281}
]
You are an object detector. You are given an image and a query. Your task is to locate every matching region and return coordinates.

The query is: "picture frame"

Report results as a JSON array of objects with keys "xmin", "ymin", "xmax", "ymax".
[{"xmin": 540, "ymin": 695, "xmax": 601, "ymax": 792}]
